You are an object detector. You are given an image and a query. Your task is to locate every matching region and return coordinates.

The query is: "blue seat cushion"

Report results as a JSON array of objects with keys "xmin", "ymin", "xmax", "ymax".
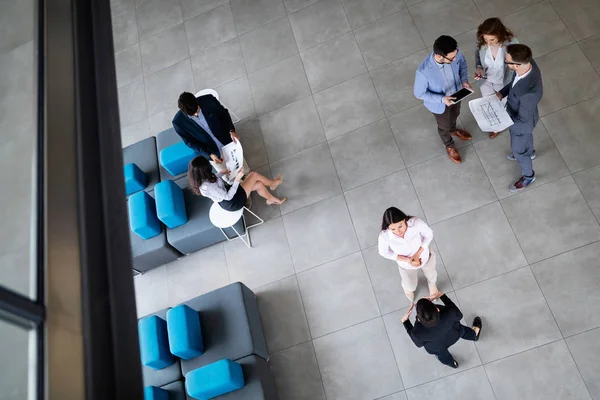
[
  {"xmin": 129, "ymin": 191, "xmax": 162, "ymax": 240},
  {"xmin": 144, "ymin": 386, "xmax": 169, "ymax": 400},
  {"xmin": 186, "ymin": 359, "xmax": 245, "ymax": 400},
  {"xmin": 124, "ymin": 163, "xmax": 148, "ymax": 195},
  {"xmin": 160, "ymin": 141, "xmax": 201, "ymax": 177},
  {"xmin": 167, "ymin": 305, "xmax": 204, "ymax": 360},
  {"xmin": 139, "ymin": 315, "xmax": 175, "ymax": 370},
  {"xmin": 155, "ymin": 180, "xmax": 188, "ymax": 229}
]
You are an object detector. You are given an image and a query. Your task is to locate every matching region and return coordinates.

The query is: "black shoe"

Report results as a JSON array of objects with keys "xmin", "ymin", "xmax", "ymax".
[
  {"xmin": 452, "ymin": 359, "xmax": 459, "ymax": 369},
  {"xmin": 472, "ymin": 317, "xmax": 482, "ymax": 341}
]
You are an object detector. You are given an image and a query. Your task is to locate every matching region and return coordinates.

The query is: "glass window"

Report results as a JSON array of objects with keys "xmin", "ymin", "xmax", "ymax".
[
  {"xmin": 0, "ymin": 318, "xmax": 37, "ymax": 400},
  {"xmin": 0, "ymin": 0, "xmax": 38, "ymax": 299}
]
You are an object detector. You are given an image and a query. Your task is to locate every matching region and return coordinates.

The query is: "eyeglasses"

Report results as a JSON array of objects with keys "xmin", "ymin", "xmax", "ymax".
[
  {"xmin": 504, "ymin": 60, "xmax": 522, "ymax": 66},
  {"xmin": 436, "ymin": 52, "xmax": 458, "ymax": 62}
]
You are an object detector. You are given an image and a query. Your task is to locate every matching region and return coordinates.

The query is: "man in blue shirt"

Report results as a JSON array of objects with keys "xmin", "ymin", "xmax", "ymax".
[{"xmin": 414, "ymin": 35, "xmax": 473, "ymax": 164}]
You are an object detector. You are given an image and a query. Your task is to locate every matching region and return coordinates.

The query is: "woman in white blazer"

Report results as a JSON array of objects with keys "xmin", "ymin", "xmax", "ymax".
[{"xmin": 474, "ymin": 18, "xmax": 519, "ymax": 139}]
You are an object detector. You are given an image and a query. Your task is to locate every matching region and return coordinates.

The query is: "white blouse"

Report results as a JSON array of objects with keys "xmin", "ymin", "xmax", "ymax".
[
  {"xmin": 484, "ymin": 45, "xmax": 506, "ymax": 84},
  {"xmin": 378, "ymin": 217, "xmax": 434, "ymax": 270},
  {"xmin": 199, "ymin": 178, "xmax": 240, "ymax": 203}
]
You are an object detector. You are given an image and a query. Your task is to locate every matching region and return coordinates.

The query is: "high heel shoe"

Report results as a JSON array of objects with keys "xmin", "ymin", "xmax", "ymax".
[
  {"xmin": 270, "ymin": 175, "xmax": 284, "ymax": 190},
  {"xmin": 266, "ymin": 197, "xmax": 287, "ymax": 206}
]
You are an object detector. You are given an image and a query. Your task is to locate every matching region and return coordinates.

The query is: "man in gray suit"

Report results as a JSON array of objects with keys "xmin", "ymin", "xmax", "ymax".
[{"xmin": 497, "ymin": 44, "xmax": 543, "ymax": 192}]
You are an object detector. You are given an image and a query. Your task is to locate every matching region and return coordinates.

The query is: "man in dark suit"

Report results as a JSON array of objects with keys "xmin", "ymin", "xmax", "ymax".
[
  {"xmin": 497, "ymin": 44, "xmax": 543, "ymax": 192},
  {"xmin": 402, "ymin": 292, "xmax": 482, "ymax": 368}
]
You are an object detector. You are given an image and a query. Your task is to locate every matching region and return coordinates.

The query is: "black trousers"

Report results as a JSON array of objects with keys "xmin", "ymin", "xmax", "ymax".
[
  {"xmin": 433, "ymin": 103, "xmax": 461, "ymax": 148},
  {"xmin": 434, "ymin": 324, "xmax": 477, "ymax": 367}
]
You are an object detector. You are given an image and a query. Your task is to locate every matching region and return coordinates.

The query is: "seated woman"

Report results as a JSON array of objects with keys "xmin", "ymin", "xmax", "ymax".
[{"xmin": 188, "ymin": 156, "xmax": 286, "ymax": 211}]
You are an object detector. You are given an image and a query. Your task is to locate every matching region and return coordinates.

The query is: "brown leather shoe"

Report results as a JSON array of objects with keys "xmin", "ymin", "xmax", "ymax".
[
  {"xmin": 446, "ymin": 147, "xmax": 462, "ymax": 164},
  {"xmin": 489, "ymin": 131, "xmax": 501, "ymax": 139},
  {"xmin": 451, "ymin": 129, "xmax": 472, "ymax": 141}
]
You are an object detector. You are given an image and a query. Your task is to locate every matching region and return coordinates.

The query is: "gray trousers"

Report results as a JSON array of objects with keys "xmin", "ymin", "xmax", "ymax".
[{"xmin": 510, "ymin": 128, "xmax": 534, "ymax": 178}]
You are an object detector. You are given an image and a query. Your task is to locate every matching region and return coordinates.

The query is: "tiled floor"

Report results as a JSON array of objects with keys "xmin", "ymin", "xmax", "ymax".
[{"xmin": 116, "ymin": 0, "xmax": 600, "ymax": 398}]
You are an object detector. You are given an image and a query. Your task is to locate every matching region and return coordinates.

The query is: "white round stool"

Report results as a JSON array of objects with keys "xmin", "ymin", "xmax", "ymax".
[{"xmin": 209, "ymin": 203, "xmax": 264, "ymax": 248}]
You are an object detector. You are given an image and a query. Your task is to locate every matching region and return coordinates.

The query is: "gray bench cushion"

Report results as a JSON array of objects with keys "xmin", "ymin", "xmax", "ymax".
[
  {"xmin": 156, "ymin": 128, "xmax": 187, "ymax": 182},
  {"xmin": 123, "ymin": 136, "xmax": 160, "ymax": 194},
  {"xmin": 165, "ymin": 176, "xmax": 245, "ymax": 255},
  {"xmin": 180, "ymin": 282, "xmax": 268, "ymax": 376},
  {"xmin": 142, "ymin": 310, "xmax": 183, "ymax": 387},
  {"xmin": 160, "ymin": 381, "xmax": 191, "ymax": 400},
  {"xmin": 217, "ymin": 356, "xmax": 279, "ymax": 400}
]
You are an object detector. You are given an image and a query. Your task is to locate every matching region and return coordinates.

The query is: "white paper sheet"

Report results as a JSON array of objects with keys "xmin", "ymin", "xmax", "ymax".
[
  {"xmin": 468, "ymin": 95, "xmax": 514, "ymax": 132},
  {"xmin": 221, "ymin": 140, "xmax": 244, "ymax": 184}
]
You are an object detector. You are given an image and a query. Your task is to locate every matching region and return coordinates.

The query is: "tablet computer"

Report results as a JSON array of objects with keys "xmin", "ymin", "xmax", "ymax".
[{"xmin": 450, "ymin": 87, "xmax": 474, "ymax": 104}]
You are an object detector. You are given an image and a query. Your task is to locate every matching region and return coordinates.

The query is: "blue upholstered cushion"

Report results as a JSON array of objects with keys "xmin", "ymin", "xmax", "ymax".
[
  {"xmin": 139, "ymin": 315, "xmax": 175, "ymax": 370},
  {"xmin": 129, "ymin": 191, "xmax": 161, "ymax": 240},
  {"xmin": 166, "ymin": 305, "xmax": 204, "ymax": 360},
  {"xmin": 143, "ymin": 386, "xmax": 169, "ymax": 400},
  {"xmin": 186, "ymin": 359, "xmax": 245, "ymax": 400},
  {"xmin": 124, "ymin": 163, "xmax": 148, "ymax": 195},
  {"xmin": 160, "ymin": 142, "xmax": 200, "ymax": 176},
  {"xmin": 155, "ymin": 180, "xmax": 188, "ymax": 229}
]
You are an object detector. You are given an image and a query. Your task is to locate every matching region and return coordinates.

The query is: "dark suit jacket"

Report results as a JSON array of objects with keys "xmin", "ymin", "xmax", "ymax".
[
  {"xmin": 499, "ymin": 59, "xmax": 543, "ymax": 134},
  {"xmin": 171, "ymin": 94, "xmax": 235, "ymax": 159},
  {"xmin": 403, "ymin": 295, "xmax": 464, "ymax": 354}
]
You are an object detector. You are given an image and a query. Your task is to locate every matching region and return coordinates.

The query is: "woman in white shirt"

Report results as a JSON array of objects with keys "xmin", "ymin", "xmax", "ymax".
[
  {"xmin": 473, "ymin": 18, "xmax": 518, "ymax": 139},
  {"xmin": 378, "ymin": 207, "xmax": 437, "ymax": 303},
  {"xmin": 188, "ymin": 156, "xmax": 286, "ymax": 211}
]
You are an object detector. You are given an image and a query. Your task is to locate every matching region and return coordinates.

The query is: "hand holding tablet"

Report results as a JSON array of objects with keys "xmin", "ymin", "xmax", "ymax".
[{"xmin": 449, "ymin": 88, "xmax": 474, "ymax": 104}]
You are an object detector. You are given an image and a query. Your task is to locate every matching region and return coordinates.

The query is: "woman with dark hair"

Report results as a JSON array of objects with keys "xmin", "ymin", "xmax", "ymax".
[
  {"xmin": 188, "ymin": 156, "xmax": 286, "ymax": 211},
  {"xmin": 474, "ymin": 18, "xmax": 519, "ymax": 139},
  {"xmin": 378, "ymin": 207, "xmax": 437, "ymax": 302}
]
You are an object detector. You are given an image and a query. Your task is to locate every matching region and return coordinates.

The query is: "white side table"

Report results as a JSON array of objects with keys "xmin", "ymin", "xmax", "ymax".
[{"xmin": 209, "ymin": 203, "xmax": 264, "ymax": 248}]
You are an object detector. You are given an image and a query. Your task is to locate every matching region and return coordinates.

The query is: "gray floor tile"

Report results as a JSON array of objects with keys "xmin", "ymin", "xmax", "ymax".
[
  {"xmin": 184, "ymin": 3, "xmax": 237, "ymax": 56},
  {"xmin": 136, "ymin": 0, "xmax": 183, "ymax": 40},
  {"xmin": 216, "ymin": 76, "xmax": 257, "ymax": 122},
  {"xmin": 378, "ymin": 392, "xmax": 408, "ymax": 400},
  {"xmin": 329, "ymin": 119, "xmax": 404, "ymax": 191},
  {"xmin": 409, "ymin": 147, "xmax": 497, "ymax": 224},
  {"xmin": 223, "ymin": 217, "xmax": 295, "ymax": 289},
  {"xmin": 230, "ymin": 0, "xmax": 287, "ymax": 35},
  {"xmin": 370, "ymin": 49, "xmax": 430, "ymax": 116},
  {"xmin": 297, "ymin": 252, "xmax": 380, "ymax": 337},
  {"xmin": 473, "ymin": 122, "xmax": 570, "ymax": 199},
  {"xmin": 456, "ymin": 267, "xmax": 562, "ymax": 363},
  {"xmin": 434, "ymin": 202, "xmax": 528, "ymax": 290},
  {"xmin": 473, "ymin": 0, "xmax": 540, "ymax": 18},
  {"xmin": 313, "ymin": 73, "xmax": 385, "ymax": 139},
  {"xmin": 288, "ymin": 0, "xmax": 351, "ymax": 51},
  {"xmin": 345, "ymin": 170, "xmax": 424, "ymax": 249},
  {"xmin": 149, "ymin": 106, "xmax": 179, "ymax": 135},
  {"xmin": 239, "ymin": 17, "xmax": 298, "ymax": 73},
  {"xmin": 190, "ymin": 38, "xmax": 246, "ymax": 89},
  {"xmin": 255, "ymin": 275, "xmax": 311, "ymax": 353},
  {"xmin": 313, "ymin": 318, "xmax": 404, "ymax": 399},
  {"xmin": 536, "ymin": 44, "xmax": 600, "ymax": 117},
  {"xmin": 248, "ymin": 165, "xmax": 284, "ymax": 222},
  {"xmin": 118, "ymin": 79, "xmax": 148, "ymax": 127},
  {"xmin": 580, "ymin": 34, "xmax": 600, "ymax": 74},
  {"xmin": 283, "ymin": 0, "xmax": 320, "ymax": 13},
  {"xmin": 551, "ymin": 0, "xmax": 600, "ymax": 41},
  {"xmin": 405, "ymin": 367, "xmax": 495, "ymax": 400},
  {"xmin": 134, "ymin": 265, "xmax": 170, "ymax": 317},
  {"xmin": 115, "ymin": 43, "xmax": 143, "ymax": 88},
  {"xmin": 362, "ymin": 244, "xmax": 452, "ymax": 314},
  {"xmin": 144, "ymin": 59, "xmax": 195, "ymax": 115},
  {"xmin": 300, "ymin": 32, "xmax": 367, "ymax": 93},
  {"xmin": 248, "ymin": 54, "xmax": 311, "ymax": 115},
  {"xmin": 383, "ymin": 294, "xmax": 482, "ymax": 389},
  {"xmin": 180, "ymin": 0, "xmax": 229, "ymax": 20},
  {"xmin": 269, "ymin": 342, "xmax": 327, "ymax": 400},
  {"xmin": 140, "ymin": 24, "xmax": 189, "ymax": 76},
  {"xmin": 164, "ymin": 243, "xmax": 229, "ymax": 306},
  {"xmin": 341, "ymin": 0, "xmax": 405, "ymax": 29},
  {"xmin": 354, "ymin": 10, "xmax": 425, "ymax": 70},
  {"xmin": 566, "ymin": 328, "xmax": 600, "ymax": 399},
  {"xmin": 235, "ymin": 118, "xmax": 268, "ymax": 169},
  {"xmin": 409, "ymin": 0, "xmax": 482, "ymax": 45},
  {"xmin": 121, "ymin": 118, "xmax": 150, "ymax": 147},
  {"xmin": 111, "ymin": 1, "xmax": 138, "ymax": 52},
  {"xmin": 258, "ymin": 96, "xmax": 326, "ymax": 162},
  {"xmin": 485, "ymin": 341, "xmax": 591, "ymax": 400},
  {"xmin": 543, "ymin": 96, "xmax": 600, "ymax": 173},
  {"xmin": 501, "ymin": 176, "xmax": 600, "ymax": 263},
  {"xmin": 574, "ymin": 165, "xmax": 600, "ymax": 220},
  {"xmin": 283, "ymin": 194, "xmax": 360, "ymax": 272},
  {"xmin": 270, "ymin": 143, "xmax": 342, "ymax": 214},
  {"xmin": 503, "ymin": 1, "xmax": 575, "ymax": 58},
  {"xmin": 531, "ymin": 241, "xmax": 600, "ymax": 337}
]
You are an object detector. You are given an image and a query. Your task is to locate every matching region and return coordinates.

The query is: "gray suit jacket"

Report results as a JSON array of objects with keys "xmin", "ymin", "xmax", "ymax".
[
  {"xmin": 474, "ymin": 38, "xmax": 519, "ymax": 87},
  {"xmin": 499, "ymin": 59, "xmax": 543, "ymax": 134}
]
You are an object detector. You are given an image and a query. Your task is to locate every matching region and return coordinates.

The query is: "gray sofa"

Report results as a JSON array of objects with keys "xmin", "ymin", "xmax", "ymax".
[
  {"xmin": 142, "ymin": 309, "xmax": 183, "ymax": 388},
  {"xmin": 156, "ymin": 127, "xmax": 189, "ymax": 182},
  {"xmin": 123, "ymin": 136, "xmax": 160, "ymax": 195},
  {"xmin": 160, "ymin": 381, "xmax": 191, "ymax": 400}
]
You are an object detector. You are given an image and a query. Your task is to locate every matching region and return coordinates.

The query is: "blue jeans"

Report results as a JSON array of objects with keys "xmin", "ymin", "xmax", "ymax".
[
  {"xmin": 434, "ymin": 324, "xmax": 477, "ymax": 367},
  {"xmin": 510, "ymin": 128, "xmax": 534, "ymax": 178}
]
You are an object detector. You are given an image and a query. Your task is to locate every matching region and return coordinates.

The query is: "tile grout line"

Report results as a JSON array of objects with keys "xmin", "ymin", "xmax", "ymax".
[{"xmin": 131, "ymin": 2, "xmax": 152, "ymax": 142}]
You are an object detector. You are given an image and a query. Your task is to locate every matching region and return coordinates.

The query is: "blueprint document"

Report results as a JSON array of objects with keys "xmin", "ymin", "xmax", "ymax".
[
  {"xmin": 221, "ymin": 140, "xmax": 244, "ymax": 184},
  {"xmin": 468, "ymin": 95, "xmax": 514, "ymax": 132}
]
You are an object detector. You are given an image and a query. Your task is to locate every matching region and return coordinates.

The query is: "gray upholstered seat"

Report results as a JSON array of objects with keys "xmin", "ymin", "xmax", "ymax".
[
  {"xmin": 160, "ymin": 381, "xmax": 191, "ymax": 400},
  {"xmin": 156, "ymin": 128, "xmax": 188, "ymax": 182},
  {"xmin": 123, "ymin": 136, "xmax": 160, "ymax": 195},
  {"xmin": 142, "ymin": 309, "xmax": 183, "ymax": 388},
  {"xmin": 215, "ymin": 355, "xmax": 279, "ymax": 400}
]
